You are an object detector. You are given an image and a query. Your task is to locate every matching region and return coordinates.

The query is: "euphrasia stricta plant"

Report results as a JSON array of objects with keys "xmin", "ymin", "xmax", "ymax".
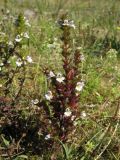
[
  {"xmin": 36, "ymin": 15, "xmax": 85, "ymax": 142},
  {"xmin": 0, "ymin": 11, "xmax": 32, "ymax": 105},
  {"xmin": 0, "ymin": 11, "xmax": 33, "ymax": 157}
]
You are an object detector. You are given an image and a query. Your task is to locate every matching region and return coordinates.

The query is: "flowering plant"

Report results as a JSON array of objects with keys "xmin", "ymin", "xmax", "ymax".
[
  {"xmin": 0, "ymin": 12, "xmax": 32, "ymax": 105},
  {"xmin": 36, "ymin": 15, "xmax": 85, "ymax": 142}
]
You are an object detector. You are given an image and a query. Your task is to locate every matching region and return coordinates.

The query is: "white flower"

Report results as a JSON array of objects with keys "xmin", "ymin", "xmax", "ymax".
[
  {"xmin": 16, "ymin": 58, "xmax": 22, "ymax": 67},
  {"xmin": 0, "ymin": 84, "xmax": 2, "ymax": 88},
  {"xmin": 23, "ymin": 32, "xmax": 29, "ymax": 39},
  {"xmin": 6, "ymin": 9, "xmax": 10, "ymax": 14},
  {"xmin": 77, "ymin": 47, "xmax": 83, "ymax": 50},
  {"xmin": 64, "ymin": 108, "xmax": 72, "ymax": 117},
  {"xmin": 56, "ymin": 73, "xmax": 65, "ymax": 83},
  {"xmin": 81, "ymin": 111, "xmax": 87, "ymax": 119},
  {"xmin": 45, "ymin": 134, "xmax": 51, "ymax": 140},
  {"xmin": 76, "ymin": 81, "xmax": 85, "ymax": 92},
  {"xmin": 15, "ymin": 35, "xmax": 22, "ymax": 42},
  {"xmin": 7, "ymin": 60, "xmax": 11, "ymax": 64},
  {"xmin": 47, "ymin": 43, "xmax": 56, "ymax": 49},
  {"xmin": 69, "ymin": 20, "xmax": 76, "ymax": 29},
  {"xmin": 71, "ymin": 115, "xmax": 76, "ymax": 121},
  {"xmin": 0, "ymin": 63, "xmax": 4, "ymax": 67},
  {"xmin": 8, "ymin": 41, "xmax": 14, "ymax": 47},
  {"xmin": 38, "ymin": 130, "xmax": 42, "ymax": 136},
  {"xmin": 63, "ymin": 19, "xmax": 69, "ymax": 26},
  {"xmin": 48, "ymin": 71, "xmax": 55, "ymax": 78},
  {"xmin": 23, "ymin": 16, "xmax": 31, "ymax": 27},
  {"xmin": 80, "ymin": 54, "xmax": 85, "ymax": 62},
  {"xmin": 31, "ymin": 99, "xmax": 39, "ymax": 105},
  {"xmin": 62, "ymin": 20, "xmax": 76, "ymax": 29},
  {"xmin": 26, "ymin": 56, "xmax": 33, "ymax": 63},
  {"xmin": 25, "ymin": 19, "xmax": 31, "ymax": 27},
  {"xmin": 45, "ymin": 91, "xmax": 53, "ymax": 101}
]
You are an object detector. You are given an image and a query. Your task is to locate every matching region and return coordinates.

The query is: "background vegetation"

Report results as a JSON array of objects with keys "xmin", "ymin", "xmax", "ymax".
[{"xmin": 0, "ymin": 0, "xmax": 120, "ymax": 159}]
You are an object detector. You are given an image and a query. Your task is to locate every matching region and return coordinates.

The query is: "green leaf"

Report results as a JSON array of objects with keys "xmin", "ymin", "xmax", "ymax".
[
  {"xmin": 1, "ymin": 135, "xmax": 10, "ymax": 147},
  {"xmin": 14, "ymin": 155, "xmax": 28, "ymax": 160},
  {"xmin": 58, "ymin": 139, "xmax": 73, "ymax": 160}
]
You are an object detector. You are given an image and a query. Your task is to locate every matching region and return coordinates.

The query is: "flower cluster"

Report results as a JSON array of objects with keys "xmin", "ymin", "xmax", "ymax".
[
  {"xmin": 15, "ymin": 32, "xmax": 29, "ymax": 42},
  {"xmin": 57, "ymin": 19, "xmax": 76, "ymax": 29},
  {"xmin": 15, "ymin": 56, "xmax": 33, "ymax": 67}
]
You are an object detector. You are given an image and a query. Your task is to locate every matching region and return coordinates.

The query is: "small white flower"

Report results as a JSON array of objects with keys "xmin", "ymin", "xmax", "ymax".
[
  {"xmin": 48, "ymin": 120, "xmax": 52, "ymax": 124},
  {"xmin": 31, "ymin": 99, "xmax": 39, "ymax": 105},
  {"xmin": 63, "ymin": 19, "xmax": 69, "ymax": 26},
  {"xmin": 45, "ymin": 91, "xmax": 53, "ymax": 101},
  {"xmin": 48, "ymin": 71, "xmax": 55, "ymax": 78},
  {"xmin": 45, "ymin": 134, "xmax": 51, "ymax": 140},
  {"xmin": 7, "ymin": 60, "xmax": 11, "ymax": 64},
  {"xmin": 77, "ymin": 47, "xmax": 83, "ymax": 50},
  {"xmin": 62, "ymin": 20, "xmax": 76, "ymax": 29},
  {"xmin": 56, "ymin": 73, "xmax": 65, "ymax": 83},
  {"xmin": 23, "ymin": 16, "xmax": 26, "ymax": 20},
  {"xmin": 81, "ymin": 111, "xmax": 87, "ymax": 119},
  {"xmin": 6, "ymin": 9, "xmax": 10, "ymax": 14},
  {"xmin": 23, "ymin": 32, "xmax": 29, "ymax": 39},
  {"xmin": 15, "ymin": 35, "xmax": 22, "ymax": 42},
  {"xmin": 71, "ymin": 115, "xmax": 76, "ymax": 121},
  {"xmin": 8, "ymin": 41, "xmax": 14, "ymax": 47},
  {"xmin": 80, "ymin": 54, "xmax": 85, "ymax": 62},
  {"xmin": 47, "ymin": 43, "xmax": 56, "ymax": 49},
  {"xmin": 64, "ymin": 108, "xmax": 72, "ymax": 117},
  {"xmin": 69, "ymin": 20, "xmax": 76, "ymax": 29},
  {"xmin": 38, "ymin": 130, "xmax": 42, "ymax": 136},
  {"xmin": 0, "ymin": 84, "xmax": 2, "ymax": 88},
  {"xmin": 76, "ymin": 81, "xmax": 85, "ymax": 92},
  {"xmin": 26, "ymin": 56, "xmax": 33, "ymax": 63},
  {"xmin": 25, "ymin": 19, "xmax": 31, "ymax": 27},
  {"xmin": 16, "ymin": 59, "xmax": 22, "ymax": 67},
  {"xmin": 0, "ymin": 63, "xmax": 4, "ymax": 67}
]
